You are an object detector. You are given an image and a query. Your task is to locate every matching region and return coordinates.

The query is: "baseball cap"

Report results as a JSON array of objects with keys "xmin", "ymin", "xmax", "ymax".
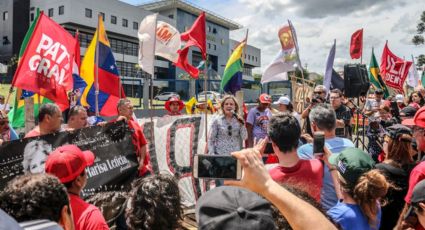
[
  {"xmin": 196, "ymin": 186, "xmax": 276, "ymax": 229},
  {"xmin": 45, "ymin": 144, "xmax": 95, "ymax": 183},
  {"xmin": 259, "ymin": 93, "xmax": 272, "ymax": 104},
  {"xmin": 385, "ymin": 124, "xmax": 412, "ymax": 139},
  {"xmin": 402, "ymin": 106, "xmax": 425, "ymax": 128},
  {"xmin": 374, "ymin": 89, "xmax": 384, "ymax": 95},
  {"xmin": 329, "ymin": 147, "xmax": 375, "ymax": 188},
  {"xmin": 405, "ymin": 180, "xmax": 425, "ymax": 219},
  {"xmin": 400, "ymin": 106, "xmax": 418, "ymax": 118},
  {"xmin": 273, "ymin": 96, "xmax": 290, "ymax": 105},
  {"xmin": 395, "ymin": 94, "xmax": 404, "ymax": 103}
]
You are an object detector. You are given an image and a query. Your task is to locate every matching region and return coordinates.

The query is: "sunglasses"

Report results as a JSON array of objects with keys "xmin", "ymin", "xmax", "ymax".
[{"xmin": 228, "ymin": 125, "xmax": 232, "ymax": 136}]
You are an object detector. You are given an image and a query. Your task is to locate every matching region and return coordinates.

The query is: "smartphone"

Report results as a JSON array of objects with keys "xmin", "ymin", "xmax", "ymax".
[
  {"xmin": 313, "ymin": 131, "xmax": 325, "ymax": 156},
  {"xmin": 193, "ymin": 154, "xmax": 242, "ymax": 180},
  {"xmin": 264, "ymin": 142, "xmax": 274, "ymax": 154}
]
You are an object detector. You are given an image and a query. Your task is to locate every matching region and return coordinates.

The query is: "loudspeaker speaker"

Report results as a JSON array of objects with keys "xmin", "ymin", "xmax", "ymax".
[{"xmin": 344, "ymin": 64, "xmax": 370, "ymax": 98}]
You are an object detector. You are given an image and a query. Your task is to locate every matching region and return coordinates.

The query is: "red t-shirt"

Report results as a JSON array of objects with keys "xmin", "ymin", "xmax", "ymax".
[
  {"xmin": 405, "ymin": 162, "xmax": 425, "ymax": 204},
  {"xmin": 69, "ymin": 194, "xmax": 109, "ymax": 230},
  {"xmin": 25, "ymin": 128, "xmax": 40, "ymax": 138},
  {"xmin": 127, "ymin": 119, "xmax": 151, "ymax": 176},
  {"xmin": 269, "ymin": 159, "xmax": 324, "ymax": 201}
]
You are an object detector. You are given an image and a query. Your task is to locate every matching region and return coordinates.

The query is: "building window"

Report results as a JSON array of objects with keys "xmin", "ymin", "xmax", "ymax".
[
  {"xmin": 212, "ymin": 28, "xmax": 217, "ymax": 34},
  {"xmin": 59, "ymin": 6, "xmax": 64, "ymax": 15},
  {"xmin": 30, "ymin": 13, "xmax": 34, "ymax": 21},
  {"xmin": 255, "ymin": 57, "xmax": 258, "ymax": 62},
  {"xmin": 100, "ymin": 12, "xmax": 105, "ymax": 21},
  {"xmin": 168, "ymin": 14, "xmax": 174, "ymax": 19},
  {"xmin": 213, "ymin": 44, "xmax": 216, "ymax": 50},
  {"xmin": 3, "ymin": 11, "xmax": 8, "ymax": 21},
  {"xmin": 133, "ymin": 22, "xmax": 138, "ymax": 30},
  {"xmin": 208, "ymin": 26, "xmax": 211, "ymax": 32},
  {"xmin": 85, "ymin": 8, "xmax": 92, "ymax": 18},
  {"xmin": 122, "ymin": 19, "xmax": 128, "ymax": 27},
  {"xmin": 208, "ymin": 43, "xmax": 211, "ymax": 49},
  {"xmin": 111, "ymin": 15, "xmax": 117, "ymax": 24},
  {"xmin": 248, "ymin": 55, "xmax": 250, "ymax": 60},
  {"xmin": 48, "ymin": 8, "xmax": 53, "ymax": 17},
  {"xmin": 221, "ymin": 39, "xmax": 225, "ymax": 45}
]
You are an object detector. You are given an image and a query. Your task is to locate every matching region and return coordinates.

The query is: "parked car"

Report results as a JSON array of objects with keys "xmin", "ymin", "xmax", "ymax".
[
  {"xmin": 154, "ymin": 92, "xmax": 180, "ymax": 101},
  {"xmin": 198, "ymin": 91, "xmax": 221, "ymax": 101}
]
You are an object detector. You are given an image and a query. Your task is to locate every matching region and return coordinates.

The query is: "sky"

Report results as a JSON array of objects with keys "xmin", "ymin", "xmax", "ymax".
[{"xmin": 121, "ymin": 0, "xmax": 425, "ymax": 75}]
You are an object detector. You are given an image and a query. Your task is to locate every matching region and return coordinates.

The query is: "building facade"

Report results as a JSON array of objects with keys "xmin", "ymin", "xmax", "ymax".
[{"xmin": 0, "ymin": 0, "xmax": 261, "ymax": 99}]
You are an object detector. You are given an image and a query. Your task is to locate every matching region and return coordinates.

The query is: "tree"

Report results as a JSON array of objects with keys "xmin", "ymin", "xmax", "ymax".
[{"xmin": 413, "ymin": 11, "xmax": 425, "ymax": 67}]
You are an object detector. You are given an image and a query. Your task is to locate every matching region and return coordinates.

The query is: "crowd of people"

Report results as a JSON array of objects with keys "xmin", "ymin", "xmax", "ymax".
[{"xmin": 2, "ymin": 85, "xmax": 425, "ymax": 230}]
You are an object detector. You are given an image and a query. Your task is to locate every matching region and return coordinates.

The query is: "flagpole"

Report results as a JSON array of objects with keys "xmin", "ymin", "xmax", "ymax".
[
  {"xmin": 288, "ymin": 20, "xmax": 305, "ymax": 110},
  {"xmin": 95, "ymin": 14, "xmax": 101, "ymax": 116},
  {"xmin": 360, "ymin": 28, "xmax": 363, "ymax": 64},
  {"xmin": 204, "ymin": 56, "xmax": 208, "ymax": 143},
  {"xmin": 148, "ymin": 14, "xmax": 158, "ymax": 151}
]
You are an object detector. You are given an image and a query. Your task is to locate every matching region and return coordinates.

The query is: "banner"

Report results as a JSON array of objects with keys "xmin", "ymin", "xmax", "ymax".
[
  {"xmin": 139, "ymin": 114, "xmax": 216, "ymax": 206},
  {"xmin": 380, "ymin": 43, "xmax": 412, "ymax": 92},
  {"xmin": 0, "ymin": 121, "xmax": 138, "ymax": 195},
  {"xmin": 11, "ymin": 13, "xmax": 75, "ymax": 110}
]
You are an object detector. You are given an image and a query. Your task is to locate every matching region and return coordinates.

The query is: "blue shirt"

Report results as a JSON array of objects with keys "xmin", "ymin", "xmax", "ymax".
[
  {"xmin": 327, "ymin": 202, "xmax": 381, "ymax": 230},
  {"xmin": 297, "ymin": 137, "xmax": 354, "ymax": 210}
]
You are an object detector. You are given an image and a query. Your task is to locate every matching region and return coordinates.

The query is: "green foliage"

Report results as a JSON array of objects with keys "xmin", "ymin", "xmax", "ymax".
[{"xmin": 413, "ymin": 11, "xmax": 425, "ymax": 68}]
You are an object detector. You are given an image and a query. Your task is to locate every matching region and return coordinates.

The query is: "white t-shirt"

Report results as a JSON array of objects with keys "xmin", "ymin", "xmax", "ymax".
[{"xmin": 0, "ymin": 103, "xmax": 10, "ymax": 112}]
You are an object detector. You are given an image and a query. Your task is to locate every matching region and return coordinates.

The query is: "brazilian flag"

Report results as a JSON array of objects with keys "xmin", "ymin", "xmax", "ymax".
[{"xmin": 368, "ymin": 48, "xmax": 389, "ymax": 98}]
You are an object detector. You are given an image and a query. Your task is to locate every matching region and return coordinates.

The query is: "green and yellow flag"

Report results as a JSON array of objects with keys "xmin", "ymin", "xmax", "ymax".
[
  {"xmin": 8, "ymin": 9, "xmax": 51, "ymax": 128},
  {"xmin": 368, "ymin": 48, "xmax": 389, "ymax": 98}
]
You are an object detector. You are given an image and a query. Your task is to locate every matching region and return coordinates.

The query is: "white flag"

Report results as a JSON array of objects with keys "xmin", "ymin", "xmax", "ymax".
[
  {"xmin": 261, "ymin": 23, "xmax": 298, "ymax": 84},
  {"xmin": 407, "ymin": 55, "xmax": 419, "ymax": 88},
  {"xmin": 324, "ymin": 40, "xmax": 336, "ymax": 93},
  {"xmin": 138, "ymin": 14, "xmax": 157, "ymax": 75},
  {"xmin": 155, "ymin": 21, "xmax": 181, "ymax": 63}
]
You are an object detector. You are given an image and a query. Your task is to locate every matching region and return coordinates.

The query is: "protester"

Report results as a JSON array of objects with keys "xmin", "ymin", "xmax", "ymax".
[
  {"xmin": 196, "ymin": 186, "xmax": 276, "ymax": 229},
  {"xmin": 126, "ymin": 174, "xmax": 182, "ymax": 230},
  {"xmin": 45, "ymin": 144, "xmax": 109, "ymax": 230},
  {"xmin": 115, "ymin": 98, "xmax": 151, "ymax": 177},
  {"xmin": 0, "ymin": 110, "xmax": 19, "ymax": 144},
  {"xmin": 301, "ymin": 85, "xmax": 327, "ymax": 135},
  {"xmin": 64, "ymin": 105, "xmax": 88, "ymax": 130},
  {"xmin": 396, "ymin": 94, "xmax": 406, "ymax": 109},
  {"xmin": 400, "ymin": 105, "xmax": 418, "ymax": 120},
  {"xmin": 25, "ymin": 103, "xmax": 62, "ymax": 138},
  {"xmin": 224, "ymin": 147, "xmax": 338, "ymax": 230},
  {"xmin": 0, "ymin": 94, "xmax": 10, "ymax": 113},
  {"xmin": 402, "ymin": 180, "xmax": 425, "ymax": 229},
  {"xmin": 298, "ymin": 104, "xmax": 354, "ymax": 210},
  {"xmin": 330, "ymin": 89, "xmax": 352, "ymax": 139},
  {"xmin": 266, "ymin": 113, "xmax": 323, "ymax": 201},
  {"xmin": 246, "ymin": 93, "xmax": 272, "ymax": 147},
  {"xmin": 363, "ymin": 89, "xmax": 385, "ymax": 116},
  {"xmin": 0, "ymin": 173, "xmax": 73, "ymax": 229},
  {"xmin": 208, "ymin": 95, "xmax": 247, "ymax": 155},
  {"xmin": 191, "ymin": 97, "xmax": 215, "ymax": 114},
  {"xmin": 327, "ymin": 147, "xmax": 390, "ymax": 230},
  {"xmin": 273, "ymin": 96, "xmax": 301, "ymax": 125},
  {"xmin": 376, "ymin": 124, "xmax": 416, "ymax": 229},
  {"xmin": 164, "ymin": 96, "xmax": 185, "ymax": 116},
  {"xmin": 408, "ymin": 91, "xmax": 425, "ymax": 107}
]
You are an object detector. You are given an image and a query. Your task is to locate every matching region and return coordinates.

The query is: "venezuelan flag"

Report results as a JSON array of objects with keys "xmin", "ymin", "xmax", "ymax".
[
  {"xmin": 80, "ymin": 15, "xmax": 125, "ymax": 116},
  {"xmin": 220, "ymin": 41, "xmax": 246, "ymax": 94}
]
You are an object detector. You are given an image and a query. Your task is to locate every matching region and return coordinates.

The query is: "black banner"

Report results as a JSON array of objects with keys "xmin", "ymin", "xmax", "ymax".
[{"xmin": 0, "ymin": 121, "xmax": 138, "ymax": 195}]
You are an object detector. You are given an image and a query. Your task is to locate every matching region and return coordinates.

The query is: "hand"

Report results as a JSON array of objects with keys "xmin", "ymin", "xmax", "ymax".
[
  {"xmin": 224, "ymin": 148, "xmax": 274, "ymax": 195},
  {"xmin": 254, "ymin": 138, "xmax": 267, "ymax": 155},
  {"xmin": 116, "ymin": 116, "xmax": 127, "ymax": 122},
  {"xmin": 301, "ymin": 133, "xmax": 313, "ymax": 143},
  {"xmin": 96, "ymin": 121, "xmax": 108, "ymax": 126}
]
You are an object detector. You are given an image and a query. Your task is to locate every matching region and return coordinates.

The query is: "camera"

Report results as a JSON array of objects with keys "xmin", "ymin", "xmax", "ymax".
[{"xmin": 312, "ymin": 95, "xmax": 323, "ymax": 104}]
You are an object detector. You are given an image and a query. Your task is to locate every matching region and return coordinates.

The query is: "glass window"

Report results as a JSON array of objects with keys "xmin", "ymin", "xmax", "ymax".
[
  {"xmin": 85, "ymin": 8, "xmax": 92, "ymax": 18},
  {"xmin": 59, "ymin": 6, "xmax": 64, "ymax": 15},
  {"xmin": 100, "ymin": 12, "xmax": 105, "ymax": 21},
  {"xmin": 208, "ymin": 43, "xmax": 211, "ymax": 49},
  {"xmin": 168, "ymin": 14, "xmax": 174, "ymax": 19},
  {"xmin": 111, "ymin": 15, "xmax": 117, "ymax": 24},
  {"xmin": 213, "ymin": 44, "xmax": 216, "ymax": 50},
  {"xmin": 133, "ymin": 22, "xmax": 138, "ymax": 30},
  {"xmin": 212, "ymin": 28, "xmax": 217, "ymax": 34},
  {"xmin": 30, "ymin": 13, "xmax": 34, "ymax": 21},
  {"xmin": 122, "ymin": 19, "xmax": 128, "ymax": 27},
  {"xmin": 48, "ymin": 8, "xmax": 53, "ymax": 17}
]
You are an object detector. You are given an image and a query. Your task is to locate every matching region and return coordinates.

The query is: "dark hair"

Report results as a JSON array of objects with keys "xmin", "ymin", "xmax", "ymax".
[
  {"xmin": 268, "ymin": 112, "xmax": 300, "ymax": 153},
  {"xmin": 309, "ymin": 104, "xmax": 336, "ymax": 131},
  {"xmin": 63, "ymin": 170, "xmax": 86, "ymax": 189},
  {"xmin": 125, "ymin": 174, "xmax": 182, "ymax": 230},
  {"xmin": 408, "ymin": 91, "xmax": 425, "ymax": 106},
  {"xmin": 0, "ymin": 173, "xmax": 69, "ymax": 223},
  {"xmin": 39, "ymin": 103, "xmax": 60, "ymax": 122},
  {"xmin": 330, "ymin": 89, "xmax": 343, "ymax": 97}
]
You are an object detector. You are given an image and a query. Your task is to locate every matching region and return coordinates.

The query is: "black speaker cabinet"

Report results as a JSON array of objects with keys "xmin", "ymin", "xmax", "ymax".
[{"xmin": 344, "ymin": 64, "xmax": 370, "ymax": 98}]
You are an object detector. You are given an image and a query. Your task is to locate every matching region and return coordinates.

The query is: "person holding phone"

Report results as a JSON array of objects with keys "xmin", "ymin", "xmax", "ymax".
[
  {"xmin": 208, "ymin": 95, "xmax": 247, "ymax": 156},
  {"xmin": 246, "ymin": 94, "xmax": 272, "ymax": 148}
]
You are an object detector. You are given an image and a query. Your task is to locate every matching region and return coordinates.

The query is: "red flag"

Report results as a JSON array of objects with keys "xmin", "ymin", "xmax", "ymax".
[
  {"xmin": 350, "ymin": 29, "xmax": 363, "ymax": 59},
  {"xmin": 12, "ymin": 13, "xmax": 76, "ymax": 110},
  {"xmin": 175, "ymin": 12, "xmax": 206, "ymax": 78},
  {"xmin": 380, "ymin": 42, "xmax": 412, "ymax": 92}
]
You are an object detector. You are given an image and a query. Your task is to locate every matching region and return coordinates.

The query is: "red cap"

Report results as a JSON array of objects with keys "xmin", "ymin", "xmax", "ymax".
[
  {"xmin": 164, "ymin": 97, "xmax": 184, "ymax": 112},
  {"xmin": 259, "ymin": 93, "xmax": 272, "ymax": 104},
  {"xmin": 45, "ymin": 145, "xmax": 95, "ymax": 183},
  {"xmin": 402, "ymin": 106, "xmax": 425, "ymax": 128}
]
